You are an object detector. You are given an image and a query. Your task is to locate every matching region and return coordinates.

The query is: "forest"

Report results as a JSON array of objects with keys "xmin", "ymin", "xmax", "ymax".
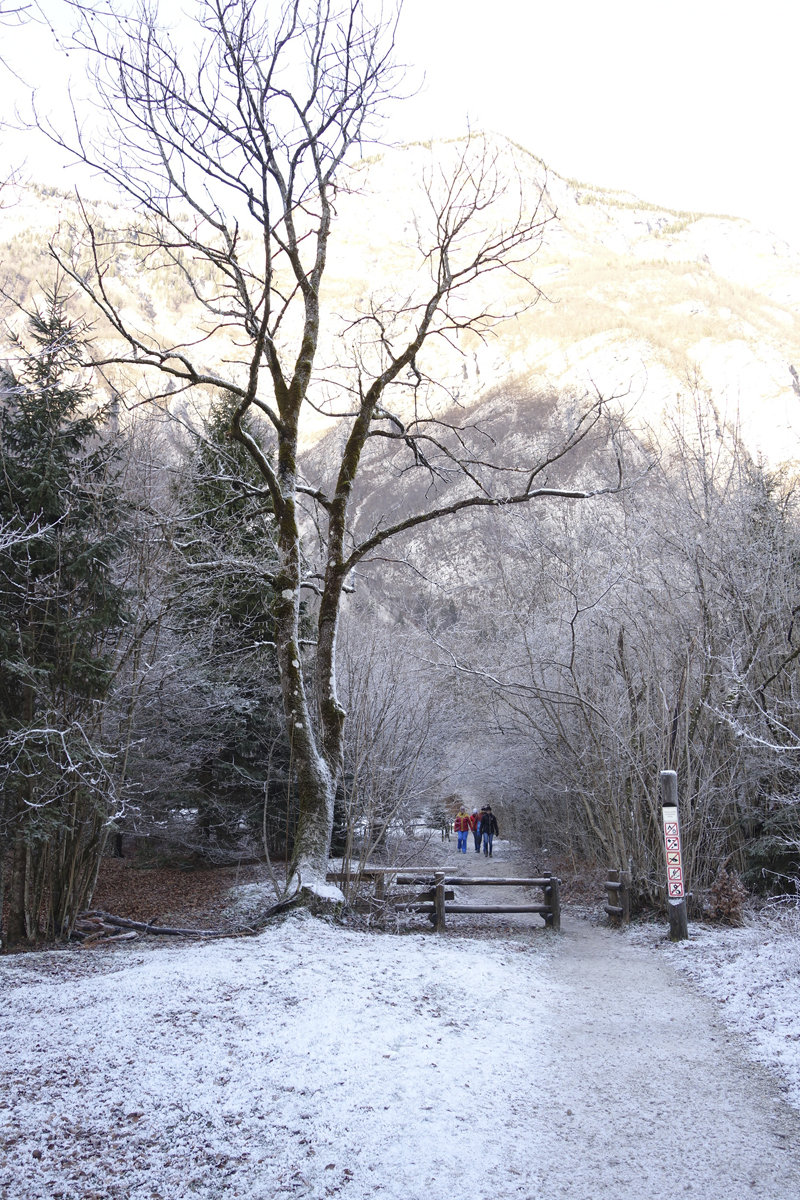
[
  {"xmin": 1, "ymin": 282, "xmax": 798, "ymax": 946},
  {"xmin": 1, "ymin": 0, "xmax": 799, "ymax": 948}
]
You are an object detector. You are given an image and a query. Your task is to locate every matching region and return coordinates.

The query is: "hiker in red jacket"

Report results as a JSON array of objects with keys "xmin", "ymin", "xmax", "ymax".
[
  {"xmin": 454, "ymin": 808, "xmax": 470, "ymax": 853},
  {"xmin": 469, "ymin": 809, "xmax": 481, "ymax": 853}
]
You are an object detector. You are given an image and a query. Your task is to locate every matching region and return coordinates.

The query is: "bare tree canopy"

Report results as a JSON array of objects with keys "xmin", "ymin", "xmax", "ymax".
[
  {"xmin": 0, "ymin": 1, "xmax": 35, "ymax": 26},
  {"xmin": 39, "ymin": 0, "xmax": 624, "ymax": 890}
]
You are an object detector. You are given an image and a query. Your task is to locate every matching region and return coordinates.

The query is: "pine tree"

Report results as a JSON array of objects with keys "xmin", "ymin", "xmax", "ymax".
[
  {"xmin": 0, "ymin": 285, "xmax": 126, "ymax": 944},
  {"xmin": 123, "ymin": 398, "xmax": 295, "ymax": 865},
  {"xmin": 175, "ymin": 401, "xmax": 290, "ymax": 853}
]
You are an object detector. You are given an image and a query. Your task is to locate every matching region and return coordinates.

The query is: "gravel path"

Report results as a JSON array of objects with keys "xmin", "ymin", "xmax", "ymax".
[
  {"xmin": 421, "ymin": 835, "xmax": 800, "ymax": 1196},
  {"xmin": 533, "ymin": 913, "xmax": 800, "ymax": 1197},
  {"xmin": 2, "ymin": 843, "xmax": 799, "ymax": 1199}
]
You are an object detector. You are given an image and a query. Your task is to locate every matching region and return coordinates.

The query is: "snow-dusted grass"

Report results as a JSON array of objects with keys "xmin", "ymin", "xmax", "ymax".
[
  {"xmin": 629, "ymin": 905, "xmax": 800, "ymax": 1110},
  {"xmin": 1, "ymin": 912, "xmax": 555, "ymax": 1200}
]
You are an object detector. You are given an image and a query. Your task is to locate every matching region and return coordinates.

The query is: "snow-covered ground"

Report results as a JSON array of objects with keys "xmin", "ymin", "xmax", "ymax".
[
  {"xmin": 629, "ymin": 905, "xmax": 800, "ymax": 1110},
  {"xmin": 1, "ymin": 913, "xmax": 559, "ymax": 1200},
  {"xmin": 3, "ymin": 902, "xmax": 800, "ymax": 1200}
]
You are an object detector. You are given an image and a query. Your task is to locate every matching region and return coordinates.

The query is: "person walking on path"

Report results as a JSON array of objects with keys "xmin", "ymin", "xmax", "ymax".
[
  {"xmin": 470, "ymin": 809, "xmax": 481, "ymax": 853},
  {"xmin": 454, "ymin": 808, "xmax": 471, "ymax": 854},
  {"xmin": 480, "ymin": 805, "xmax": 499, "ymax": 857}
]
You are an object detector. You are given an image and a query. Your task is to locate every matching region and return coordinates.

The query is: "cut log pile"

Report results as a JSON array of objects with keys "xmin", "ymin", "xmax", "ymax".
[{"xmin": 72, "ymin": 915, "xmax": 140, "ymax": 947}]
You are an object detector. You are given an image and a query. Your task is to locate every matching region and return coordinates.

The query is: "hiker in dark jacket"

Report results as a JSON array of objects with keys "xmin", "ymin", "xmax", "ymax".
[{"xmin": 480, "ymin": 806, "xmax": 499, "ymax": 857}]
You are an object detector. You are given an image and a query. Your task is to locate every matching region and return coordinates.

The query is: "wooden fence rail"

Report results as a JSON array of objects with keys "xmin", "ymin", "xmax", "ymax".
[
  {"xmin": 328, "ymin": 866, "xmax": 561, "ymax": 933},
  {"xmin": 397, "ymin": 904, "xmax": 552, "ymax": 916}
]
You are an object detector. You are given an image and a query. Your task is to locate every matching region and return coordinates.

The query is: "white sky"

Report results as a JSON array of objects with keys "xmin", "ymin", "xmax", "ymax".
[
  {"xmin": 3, "ymin": 0, "xmax": 800, "ymax": 245},
  {"xmin": 393, "ymin": 0, "xmax": 800, "ymax": 241}
]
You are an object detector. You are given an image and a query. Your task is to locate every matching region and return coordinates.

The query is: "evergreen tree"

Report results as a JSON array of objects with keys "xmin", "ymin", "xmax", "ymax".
[
  {"xmin": 123, "ymin": 398, "xmax": 295, "ymax": 864},
  {"xmin": 0, "ymin": 285, "xmax": 126, "ymax": 944},
  {"xmin": 178, "ymin": 401, "xmax": 290, "ymax": 851}
]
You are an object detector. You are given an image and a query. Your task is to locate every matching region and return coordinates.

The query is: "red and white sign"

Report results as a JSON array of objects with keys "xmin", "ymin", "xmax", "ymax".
[{"xmin": 662, "ymin": 805, "xmax": 685, "ymax": 900}]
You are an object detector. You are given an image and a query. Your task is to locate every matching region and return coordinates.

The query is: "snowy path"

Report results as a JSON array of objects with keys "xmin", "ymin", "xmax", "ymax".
[
  {"xmin": 2, "ymin": 854, "xmax": 800, "ymax": 1199},
  {"xmin": 434, "ymin": 832, "xmax": 557, "ymax": 927}
]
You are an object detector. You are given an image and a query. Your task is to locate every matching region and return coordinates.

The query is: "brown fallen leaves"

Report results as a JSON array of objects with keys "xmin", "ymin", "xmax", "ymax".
[{"xmin": 90, "ymin": 858, "xmax": 266, "ymax": 927}]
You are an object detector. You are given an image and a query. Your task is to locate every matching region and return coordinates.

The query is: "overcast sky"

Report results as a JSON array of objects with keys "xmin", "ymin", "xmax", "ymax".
[
  {"xmin": 393, "ymin": 0, "xmax": 800, "ymax": 242},
  {"xmin": 3, "ymin": 0, "xmax": 799, "ymax": 245}
]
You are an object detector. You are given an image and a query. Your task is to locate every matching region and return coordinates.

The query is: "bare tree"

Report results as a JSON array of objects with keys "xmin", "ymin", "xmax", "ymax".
[
  {"xmin": 41, "ymin": 0, "xmax": 622, "ymax": 891},
  {"xmin": 0, "ymin": 1, "xmax": 40, "ymax": 81},
  {"xmin": 334, "ymin": 613, "xmax": 446, "ymax": 890},
  {"xmin": 428, "ymin": 396, "xmax": 800, "ymax": 907},
  {"xmin": 0, "ymin": 1, "xmax": 33, "ymax": 22}
]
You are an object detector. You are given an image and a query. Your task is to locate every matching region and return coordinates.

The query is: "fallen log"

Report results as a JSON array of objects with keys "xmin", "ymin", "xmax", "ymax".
[
  {"xmin": 81, "ymin": 910, "xmax": 225, "ymax": 937},
  {"xmin": 78, "ymin": 874, "xmax": 332, "ymax": 940},
  {"xmin": 74, "ymin": 920, "xmax": 119, "ymax": 935},
  {"xmin": 80, "ymin": 896, "xmax": 298, "ymax": 938}
]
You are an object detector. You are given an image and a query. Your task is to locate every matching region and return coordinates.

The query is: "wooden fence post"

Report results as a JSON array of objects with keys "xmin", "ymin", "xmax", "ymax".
[
  {"xmin": 434, "ymin": 872, "xmax": 446, "ymax": 933},
  {"xmin": 620, "ymin": 870, "xmax": 631, "ymax": 924},
  {"xmin": 605, "ymin": 868, "xmax": 621, "ymax": 923},
  {"xmin": 660, "ymin": 770, "xmax": 689, "ymax": 942},
  {"xmin": 604, "ymin": 868, "xmax": 631, "ymax": 926},
  {"xmin": 545, "ymin": 876, "xmax": 561, "ymax": 931}
]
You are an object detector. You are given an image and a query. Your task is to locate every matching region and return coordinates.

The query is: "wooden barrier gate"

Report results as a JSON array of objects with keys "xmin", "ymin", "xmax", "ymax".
[{"xmin": 327, "ymin": 867, "xmax": 561, "ymax": 932}]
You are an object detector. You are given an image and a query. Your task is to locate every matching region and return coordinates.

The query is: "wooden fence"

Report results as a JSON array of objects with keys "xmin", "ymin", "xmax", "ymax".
[
  {"xmin": 602, "ymin": 868, "xmax": 631, "ymax": 925},
  {"xmin": 327, "ymin": 866, "xmax": 561, "ymax": 932}
]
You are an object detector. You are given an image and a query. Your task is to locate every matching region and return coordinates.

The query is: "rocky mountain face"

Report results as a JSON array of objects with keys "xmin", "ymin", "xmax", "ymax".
[
  {"xmin": 323, "ymin": 138, "xmax": 800, "ymax": 466},
  {"xmin": 2, "ymin": 135, "xmax": 799, "ymax": 466}
]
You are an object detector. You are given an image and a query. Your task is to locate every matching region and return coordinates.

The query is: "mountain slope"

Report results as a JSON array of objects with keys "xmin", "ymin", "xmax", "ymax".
[
  {"xmin": 323, "ymin": 138, "xmax": 800, "ymax": 464},
  {"xmin": 2, "ymin": 135, "xmax": 799, "ymax": 463}
]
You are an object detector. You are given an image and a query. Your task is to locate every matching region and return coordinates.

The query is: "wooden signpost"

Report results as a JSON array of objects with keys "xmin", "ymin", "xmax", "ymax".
[{"xmin": 660, "ymin": 770, "xmax": 689, "ymax": 941}]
